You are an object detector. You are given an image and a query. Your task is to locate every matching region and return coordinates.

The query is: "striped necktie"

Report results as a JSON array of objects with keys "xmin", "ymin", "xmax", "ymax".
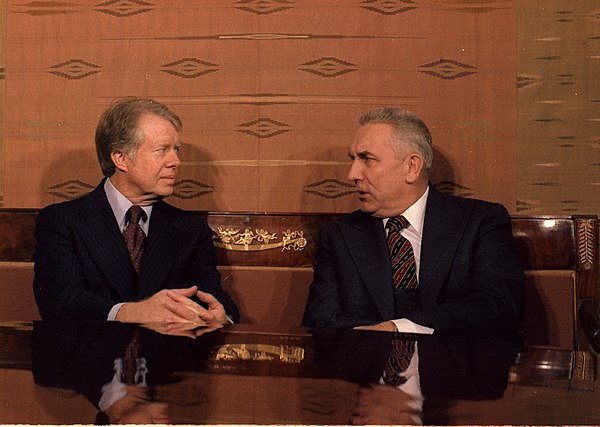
[
  {"xmin": 382, "ymin": 333, "xmax": 417, "ymax": 386},
  {"xmin": 386, "ymin": 215, "xmax": 418, "ymax": 289}
]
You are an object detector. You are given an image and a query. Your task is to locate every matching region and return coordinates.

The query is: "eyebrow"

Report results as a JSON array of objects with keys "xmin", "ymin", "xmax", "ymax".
[
  {"xmin": 156, "ymin": 140, "xmax": 181, "ymax": 147},
  {"xmin": 349, "ymin": 150, "xmax": 374, "ymax": 159}
]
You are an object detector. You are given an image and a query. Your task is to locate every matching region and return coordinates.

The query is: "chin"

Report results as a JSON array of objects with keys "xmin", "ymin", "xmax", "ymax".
[
  {"xmin": 359, "ymin": 204, "xmax": 377, "ymax": 214},
  {"xmin": 156, "ymin": 187, "xmax": 175, "ymax": 198}
]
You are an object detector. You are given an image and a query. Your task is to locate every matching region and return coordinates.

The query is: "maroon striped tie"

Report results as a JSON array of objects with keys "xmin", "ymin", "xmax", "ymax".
[
  {"xmin": 382, "ymin": 334, "xmax": 417, "ymax": 386},
  {"xmin": 386, "ymin": 215, "xmax": 418, "ymax": 289},
  {"xmin": 123, "ymin": 206, "xmax": 146, "ymax": 274}
]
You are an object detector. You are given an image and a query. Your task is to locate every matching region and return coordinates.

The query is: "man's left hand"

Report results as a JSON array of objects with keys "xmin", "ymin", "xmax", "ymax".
[{"xmin": 353, "ymin": 321, "xmax": 398, "ymax": 332}]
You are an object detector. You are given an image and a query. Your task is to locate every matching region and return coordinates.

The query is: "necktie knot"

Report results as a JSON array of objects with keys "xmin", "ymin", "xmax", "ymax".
[
  {"xmin": 387, "ymin": 215, "xmax": 410, "ymax": 233},
  {"xmin": 127, "ymin": 206, "xmax": 146, "ymax": 225}
]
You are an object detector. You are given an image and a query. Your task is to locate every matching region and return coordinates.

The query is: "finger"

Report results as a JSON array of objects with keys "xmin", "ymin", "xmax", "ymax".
[
  {"xmin": 164, "ymin": 299, "xmax": 204, "ymax": 322},
  {"xmin": 167, "ymin": 291, "xmax": 215, "ymax": 321},
  {"xmin": 167, "ymin": 289, "xmax": 200, "ymax": 307},
  {"xmin": 171, "ymin": 285, "xmax": 198, "ymax": 297},
  {"xmin": 194, "ymin": 322, "xmax": 223, "ymax": 337},
  {"xmin": 196, "ymin": 290, "xmax": 219, "ymax": 304},
  {"xmin": 167, "ymin": 290, "xmax": 205, "ymax": 311},
  {"xmin": 145, "ymin": 322, "xmax": 199, "ymax": 338},
  {"xmin": 165, "ymin": 322, "xmax": 202, "ymax": 338},
  {"xmin": 195, "ymin": 290, "xmax": 220, "ymax": 306}
]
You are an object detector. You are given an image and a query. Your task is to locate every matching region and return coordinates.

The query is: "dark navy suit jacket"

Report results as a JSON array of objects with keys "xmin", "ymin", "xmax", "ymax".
[
  {"xmin": 33, "ymin": 179, "xmax": 239, "ymax": 321},
  {"xmin": 302, "ymin": 185, "xmax": 525, "ymax": 334}
]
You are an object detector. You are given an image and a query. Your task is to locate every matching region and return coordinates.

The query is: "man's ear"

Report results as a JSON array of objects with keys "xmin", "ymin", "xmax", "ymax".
[
  {"xmin": 405, "ymin": 154, "xmax": 424, "ymax": 184},
  {"xmin": 111, "ymin": 151, "xmax": 129, "ymax": 173}
]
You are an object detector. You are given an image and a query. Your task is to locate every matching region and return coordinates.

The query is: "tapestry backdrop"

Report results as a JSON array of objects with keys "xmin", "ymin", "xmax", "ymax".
[
  {"xmin": 516, "ymin": 1, "xmax": 600, "ymax": 215},
  {"xmin": 2, "ymin": 0, "xmax": 517, "ymax": 213}
]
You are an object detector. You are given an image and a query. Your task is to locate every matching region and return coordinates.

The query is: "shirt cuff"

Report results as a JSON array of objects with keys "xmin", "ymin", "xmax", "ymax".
[{"xmin": 107, "ymin": 303, "xmax": 125, "ymax": 321}]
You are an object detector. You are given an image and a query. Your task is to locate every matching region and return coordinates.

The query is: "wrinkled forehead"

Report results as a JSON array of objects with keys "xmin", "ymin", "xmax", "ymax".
[{"xmin": 350, "ymin": 123, "xmax": 397, "ymax": 153}]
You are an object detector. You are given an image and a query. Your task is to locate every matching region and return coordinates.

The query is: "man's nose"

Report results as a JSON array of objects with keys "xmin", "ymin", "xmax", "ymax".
[
  {"xmin": 167, "ymin": 150, "xmax": 181, "ymax": 168},
  {"xmin": 347, "ymin": 161, "xmax": 361, "ymax": 181}
]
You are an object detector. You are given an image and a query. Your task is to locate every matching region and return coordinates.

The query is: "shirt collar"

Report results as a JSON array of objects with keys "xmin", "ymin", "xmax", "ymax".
[
  {"xmin": 383, "ymin": 186, "xmax": 429, "ymax": 235},
  {"xmin": 104, "ymin": 178, "xmax": 152, "ymax": 231},
  {"xmin": 401, "ymin": 186, "xmax": 428, "ymax": 235}
]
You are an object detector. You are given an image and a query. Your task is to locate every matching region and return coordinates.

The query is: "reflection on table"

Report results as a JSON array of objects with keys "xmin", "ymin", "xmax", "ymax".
[{"xmin": 0, "ymin": 321, "xmax": 598, "ymax": 425}]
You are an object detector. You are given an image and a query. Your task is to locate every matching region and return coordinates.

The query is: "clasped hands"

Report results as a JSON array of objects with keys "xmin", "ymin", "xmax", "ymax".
[{"xmin": 116, "ymin": 285, "xmax": 227, "ymax": 338}]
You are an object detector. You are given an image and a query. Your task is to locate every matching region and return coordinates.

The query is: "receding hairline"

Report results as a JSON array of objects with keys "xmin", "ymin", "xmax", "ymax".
[{"xmin": 355, "ymin": 107, "xmax": 433, "ymax": 174}]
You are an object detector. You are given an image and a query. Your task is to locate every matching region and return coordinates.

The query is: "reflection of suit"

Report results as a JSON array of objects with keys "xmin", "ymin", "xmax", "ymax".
[
  {"xmin": 33, "ymin": 180, "xmax": 239, "ymax": 321},
  {"xmin": 31, "ymin": 321, "xmax": 217, "ymax": 408},
  {"xmin": 314, "ymin": 328, "xmax": 521, "ymax": 400},
  {"xmin": 302, "ymin": 186, "xmax": 525, "ymax": 334}
]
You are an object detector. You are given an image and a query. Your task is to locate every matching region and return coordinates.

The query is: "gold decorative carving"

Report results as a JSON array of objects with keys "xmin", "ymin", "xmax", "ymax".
[
  {"xmin": 214, "ymin": 344, "xmax": 305, "ymax": 363},
  {"xmin": 213, "ymin": 227, "xmax": 307, "ymax": 252},
  {"xmin": 572, "ymin": 350, "xmax": 595, "ymax": 389},
  {"xmin": 576, "ymin": 219, "xmax": 595, "ymax": 270}
]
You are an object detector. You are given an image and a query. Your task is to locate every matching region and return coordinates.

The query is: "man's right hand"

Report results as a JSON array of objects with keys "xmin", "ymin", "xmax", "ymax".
[{"xmin": 115, "ymin": 286, "xmax": 220, "ymax": 325}]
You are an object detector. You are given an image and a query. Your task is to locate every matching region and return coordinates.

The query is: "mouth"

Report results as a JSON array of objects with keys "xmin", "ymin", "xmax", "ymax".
[{"xmin": 356, "ymin": 190, "xmax": 370, "ymax": 201}]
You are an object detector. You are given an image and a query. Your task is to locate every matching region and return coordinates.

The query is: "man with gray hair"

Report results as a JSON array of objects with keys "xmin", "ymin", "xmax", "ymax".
[
  {"xmin": 302, "ymin": 107, "xmax": 524, "ymax": 335},
  {"xmin": 34, "ymin": 97, "xmax": 239, "ymax": 326}
]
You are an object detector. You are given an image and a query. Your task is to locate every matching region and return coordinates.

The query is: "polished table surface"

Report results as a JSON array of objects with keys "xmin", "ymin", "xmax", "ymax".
[{"xmin": 0, "ymin": 321, "xmax": 599, "ymax": 425}]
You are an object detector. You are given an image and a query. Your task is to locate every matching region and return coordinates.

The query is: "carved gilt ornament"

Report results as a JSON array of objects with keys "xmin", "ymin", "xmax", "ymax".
[
  {"xmin": 214, "ymin": 344, "xmax": 305, "ymax": 363},
  {"xmin": 576, "ymin": 219, "xmax": 595, "ymax": 271},
  {"xmin": 213, "ymin": 227, "xmax": 307, "ymax": 252}
]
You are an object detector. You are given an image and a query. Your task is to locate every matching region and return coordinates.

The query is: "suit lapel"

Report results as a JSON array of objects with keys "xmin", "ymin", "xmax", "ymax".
[
  {"xmin": 341, "ymin": 212, "xmax": 395, "ymax": 320},
  {"xmin": 75, "ymin": 183, "xmax": 136, "ymax": 301},
  {"xmin": 419, "ymin": 186, "xmax": 472, "ymax": 307},
  {"xmin": 137, "ymin": 203, "xmax": 183, "ymax": 299}
]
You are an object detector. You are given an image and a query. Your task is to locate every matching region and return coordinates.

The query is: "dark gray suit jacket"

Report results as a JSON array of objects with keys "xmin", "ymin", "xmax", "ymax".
[
  {"xmin": 33, "ymin": 180, "xmax": 239, "ymax": 321},
  {"xmin": 302, "ymin": 186, "xmax": 525, "ymax": 334}
]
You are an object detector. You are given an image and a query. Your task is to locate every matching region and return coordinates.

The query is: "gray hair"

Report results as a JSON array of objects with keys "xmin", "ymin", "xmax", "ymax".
[
  {"xmin": 95, "ymin": 97, "xmax": 183, "ymax": 176},
  {"xmin": 358, "ymin": 107, "xmax": 433, "ymax": 175}
]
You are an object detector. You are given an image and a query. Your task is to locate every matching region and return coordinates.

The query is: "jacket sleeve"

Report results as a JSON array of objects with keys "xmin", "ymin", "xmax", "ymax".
[
  {"xmin": 33, "ymin": 205, "xmax": 117, "ymax": 320},
  {"xmin": 302, "ymin": 224, "xmax": 344, "ymax": 329},
  {"xmin": 408, "ymin": 202, "xmax": 526, "ymax": 335}
]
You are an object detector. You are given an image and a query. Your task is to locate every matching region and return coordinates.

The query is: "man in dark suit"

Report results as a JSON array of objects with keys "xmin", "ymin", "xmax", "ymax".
[
  {"xmin": 302, "ymin": 107, "xmax": 525, "ymax": 335},
  {"xmin": 33, "ymin": 97, "xmax": 239, "ymax": 324}
]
